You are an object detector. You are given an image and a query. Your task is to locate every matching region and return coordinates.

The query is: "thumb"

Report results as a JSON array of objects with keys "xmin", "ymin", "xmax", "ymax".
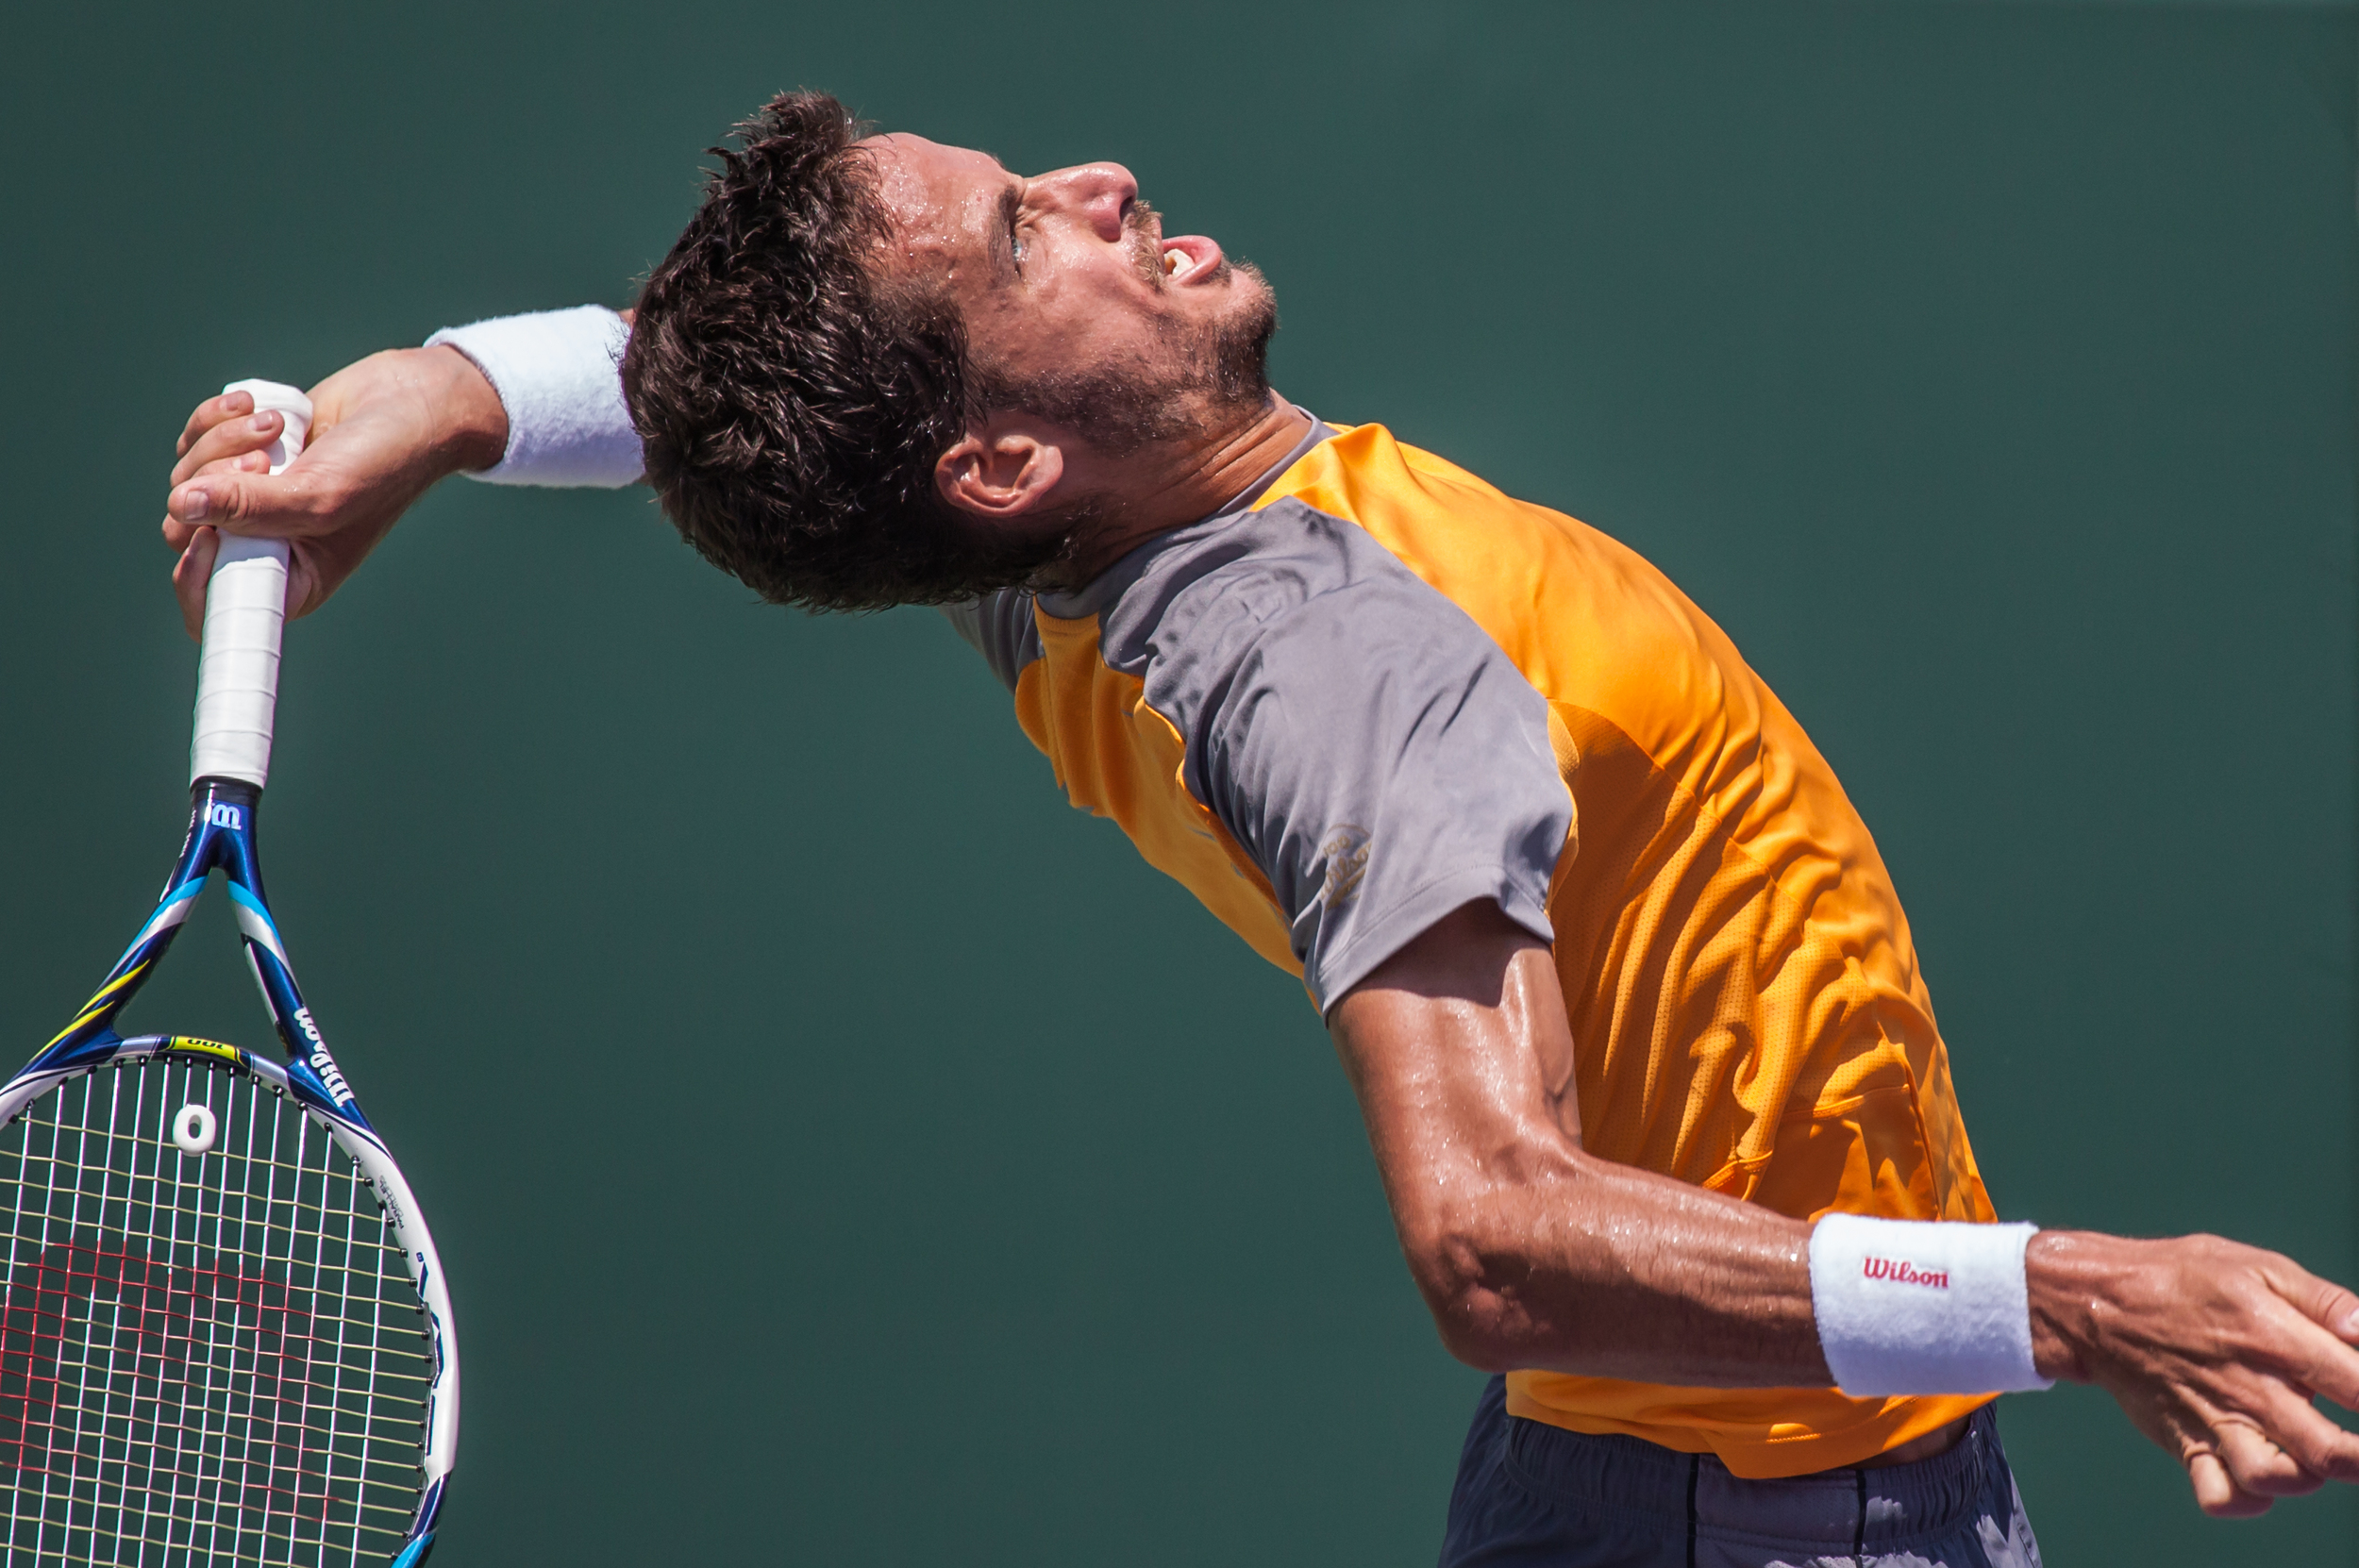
[
  {"xmin": 283, "ymin": 546, "xmax": 326, "ymax": 622},
  {"xmin": 172, "ymin": 526, "xmax": 220, "ymax": 642},
  {"xmin": 166, "ymin": 468, "xmax": 316, "ymax": 537}
]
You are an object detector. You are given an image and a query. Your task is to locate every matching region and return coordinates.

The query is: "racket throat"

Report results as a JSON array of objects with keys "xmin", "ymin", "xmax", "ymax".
[
  {"xmin": 186, "ymin": 777, "xmax": 292, "ymax": 1021},
  {"xmin": 187, "ymin": 784, "xmax": 366, "ymax": 1122},
  {"xmin": 187, "ymin": 775, "xmax": 263, "ymax": 844}
]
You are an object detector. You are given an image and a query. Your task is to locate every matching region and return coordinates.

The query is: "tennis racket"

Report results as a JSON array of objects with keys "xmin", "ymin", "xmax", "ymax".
[{"xmin": 0, "ymin": 380, "xmax": 458, "ymax": 1566}]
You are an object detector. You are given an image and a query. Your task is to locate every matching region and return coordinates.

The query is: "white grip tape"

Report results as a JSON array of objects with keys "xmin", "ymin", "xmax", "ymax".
[
  {"xmin": 1807, "ymin": 1213, "xmax": 2052, "ymax": 1397},
  {"xmin": 190, "ymin": 379, "xmax": 312, "ymax": 788}
]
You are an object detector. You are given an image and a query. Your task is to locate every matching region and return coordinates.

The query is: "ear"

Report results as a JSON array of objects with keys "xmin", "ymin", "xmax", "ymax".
[{"xmin": 934, "ymin": 419, "xmax": 1069, "ymax": 520}]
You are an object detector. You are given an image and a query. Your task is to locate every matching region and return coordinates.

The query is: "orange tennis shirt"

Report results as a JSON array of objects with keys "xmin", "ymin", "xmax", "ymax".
[{"xmin": 945, "ymin": 416, "xmax": 1999, "ymax": 1478}]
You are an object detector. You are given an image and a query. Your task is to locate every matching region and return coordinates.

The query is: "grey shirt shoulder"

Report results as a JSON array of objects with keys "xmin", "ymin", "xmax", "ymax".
[
  {"xmin": 941, "ymin": 592, "xmax": 1042, "ymax": 694},
  {"xmin": 1077, "ymin": 496, "xmax": 1571, "ymax": 1009}
]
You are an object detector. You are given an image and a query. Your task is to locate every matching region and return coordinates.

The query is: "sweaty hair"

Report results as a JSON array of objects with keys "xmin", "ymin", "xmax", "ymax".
[{"xmin": 621, "ymin": 92, "xmax": 1072, "ymax": 611}]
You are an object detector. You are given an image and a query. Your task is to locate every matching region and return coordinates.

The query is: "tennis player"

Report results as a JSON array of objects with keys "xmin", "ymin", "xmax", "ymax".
[{"xmin": 160, "ymin": 93, "xmax": 2359, "ymax": 1565}]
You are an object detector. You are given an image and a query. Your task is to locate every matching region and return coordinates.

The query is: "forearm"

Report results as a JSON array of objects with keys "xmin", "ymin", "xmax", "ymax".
[
  {"xmin": 1340, "ymin": 903, "xmax": 2030, "ymax": 1393},
  {"xmin": 1407, "ymin": 1132, "xmax": 1827, "ymax": 1386},
  {"xmin": 1486, "ymin": 1185, "xmax": 2283, "ymax": 1396}
]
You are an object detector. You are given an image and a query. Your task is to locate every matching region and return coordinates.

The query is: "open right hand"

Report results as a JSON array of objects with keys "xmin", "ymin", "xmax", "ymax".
[
  {"xmin": 163, "ymin": 344, "xmax": 509, "ymax": 637},
  {"xmin": 2029, "ymin": 1229, "xmax": 2359, "ymax": 1518}
]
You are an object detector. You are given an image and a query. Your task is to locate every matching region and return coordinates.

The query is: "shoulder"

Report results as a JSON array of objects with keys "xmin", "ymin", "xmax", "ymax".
[
  {"xmin": 1113, "ymin": 498, "xmax": 1569, "ymax": 1010},
  {"xmin": 1096, "ymin": 500, "xmax": 1555, "ymax": 828},
  {"xmin": 1099, "ymin": 497, "xmax": 1508, "ymax": 700},
  {"xmin": 941, "ymin": 589, "xmax": 1042, "ymax": 693}
]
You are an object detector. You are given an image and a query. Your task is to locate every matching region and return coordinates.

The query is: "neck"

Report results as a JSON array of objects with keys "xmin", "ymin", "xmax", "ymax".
[{"xmin": 1046, "ymin": 395, "xmax": 1314, "ymax": 588}]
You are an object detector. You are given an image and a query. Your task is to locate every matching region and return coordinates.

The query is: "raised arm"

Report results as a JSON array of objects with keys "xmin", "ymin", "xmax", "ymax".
[
  {"xmin": 164, "ymin": 345, "xmax": 508, "ymax": 635},
  {"xmin": 1331, "ymin": 899, "xmax": 2359, "ymax": 1515},
  {"xmin": 162, "ymin": 306, "xmax": 638, "ymax": 636}
]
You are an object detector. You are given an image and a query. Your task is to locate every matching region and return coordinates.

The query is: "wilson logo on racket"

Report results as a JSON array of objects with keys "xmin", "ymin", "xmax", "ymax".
[
  {"xmin": 310, "ymin": 1053, "xmax": 356, "ymax": 1106},
  {"xmin": 203, "ymin": 802, "xmax": 243, "ymax": 830},
  {"xmin": 290, "ymin": 1007, "xmax": 355, "ymax": 1104}
]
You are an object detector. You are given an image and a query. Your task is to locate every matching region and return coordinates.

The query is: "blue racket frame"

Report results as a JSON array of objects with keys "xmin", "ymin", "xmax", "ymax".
[
  {"xmin": 7, "ymin": 776, "xmax": 457, "ymax": 1565},
  {"xmin": 41, "ymin": 781, "xmax": 360, "ymax": 1112}
]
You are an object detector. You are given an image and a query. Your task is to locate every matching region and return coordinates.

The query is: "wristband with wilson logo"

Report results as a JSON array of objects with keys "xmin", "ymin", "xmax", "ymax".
[{"xmin": 1807, "ymin": 1212, "xmax": 2052, "ymax": 1397}]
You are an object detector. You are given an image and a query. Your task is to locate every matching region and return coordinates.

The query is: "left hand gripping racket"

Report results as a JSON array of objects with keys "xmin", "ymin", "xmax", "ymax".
[{"xmin": 0, "ymin": 382, "xmax": 457, "ymax": 1565}]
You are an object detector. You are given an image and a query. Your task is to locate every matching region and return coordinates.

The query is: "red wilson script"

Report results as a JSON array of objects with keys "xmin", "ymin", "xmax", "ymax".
[{"xmin": 1860, "ymin": 1256, "xmax": 1949, "ymax": 1289}]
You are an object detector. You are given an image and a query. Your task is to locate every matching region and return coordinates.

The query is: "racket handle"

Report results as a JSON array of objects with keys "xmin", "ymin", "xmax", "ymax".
[{"xmin": 190, "ymin": 378, "xmax": 312, "ymax": 789}]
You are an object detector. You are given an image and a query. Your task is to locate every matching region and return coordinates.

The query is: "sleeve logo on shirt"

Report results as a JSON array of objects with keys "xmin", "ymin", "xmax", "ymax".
[
  {"xmin": 1319, "ymin": 826, "xmax": 1371, "ymax": 909},
  {"xmin": 1861, "ymin": 1256, "xmax": 1949, "ymax": 1289}
]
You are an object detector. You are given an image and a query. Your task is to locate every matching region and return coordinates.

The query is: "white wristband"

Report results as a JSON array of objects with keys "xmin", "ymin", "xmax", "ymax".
[
  {"xmin": 426, "ymin": 305, "xmax": 643, "ymax": 488},
  {"xmin": 1808, "ymin": 1213, "xmax": 2053, "ymax": 1397}
]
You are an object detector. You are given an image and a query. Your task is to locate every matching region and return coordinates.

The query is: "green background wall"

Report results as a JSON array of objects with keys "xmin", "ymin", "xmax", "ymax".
[{"xmin": 2, "ymin": 1, "xmax": 2351, "ymax": 1561}]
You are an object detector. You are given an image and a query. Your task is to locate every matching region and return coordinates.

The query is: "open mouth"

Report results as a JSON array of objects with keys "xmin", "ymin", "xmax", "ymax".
[{"xmin": 1158, "ymin": 235, "xmax": 1225, "ymax": 286}]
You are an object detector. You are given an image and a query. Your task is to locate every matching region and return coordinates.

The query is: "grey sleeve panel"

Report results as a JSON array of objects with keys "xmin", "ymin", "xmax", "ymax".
[
  {"xmin": 1097, "ymin": 497, "xmax": 1571, "ymax": 1011},
  {"xmin": 941, "ymin": 590, "xmax": 1044, "ymax": 693}
]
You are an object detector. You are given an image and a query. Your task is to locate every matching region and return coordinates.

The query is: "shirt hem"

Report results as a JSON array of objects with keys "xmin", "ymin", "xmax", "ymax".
[{"xmin": 1503, "ymin": 1382, "xmax": 1999, "ymax": 1480}]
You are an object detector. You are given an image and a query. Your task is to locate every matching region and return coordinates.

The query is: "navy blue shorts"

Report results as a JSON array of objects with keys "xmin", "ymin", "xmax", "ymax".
[{"xmin": 1439, "ymin": 1376, "xmax": 2041, "ymax": 1567}]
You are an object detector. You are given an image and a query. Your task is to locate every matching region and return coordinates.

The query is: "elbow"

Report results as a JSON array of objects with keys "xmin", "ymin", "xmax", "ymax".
[
  {"xmin": 1403, "ymin": 1224, "xmax": 1553, "ymax": 1375},
  {"xmin": 1439, "ymin": 1324, "xmax": 1527, "ymax": 1377}
]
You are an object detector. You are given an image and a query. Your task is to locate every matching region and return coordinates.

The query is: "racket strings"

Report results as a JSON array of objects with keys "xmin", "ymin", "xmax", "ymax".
[{"xmin": 0, "ymin": 1062, "xmax": 427, "ymax": 1565}]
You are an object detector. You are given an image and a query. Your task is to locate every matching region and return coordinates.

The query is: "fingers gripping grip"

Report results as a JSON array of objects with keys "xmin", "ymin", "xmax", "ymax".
[{"xmin": 190, "ymin": 379, "xmax": 311, "ymax": 788}]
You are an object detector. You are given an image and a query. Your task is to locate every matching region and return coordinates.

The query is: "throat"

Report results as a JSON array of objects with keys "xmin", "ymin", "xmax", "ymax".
[{"xmin": 1051, "ymin": 396, "xmax": 1317, "ymax": 587}]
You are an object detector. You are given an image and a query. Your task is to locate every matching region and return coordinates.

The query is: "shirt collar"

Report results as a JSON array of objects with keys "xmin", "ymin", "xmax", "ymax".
[{"xmin": 1034, "ymin": 405, "xmax": 1338, "ymax": 621}]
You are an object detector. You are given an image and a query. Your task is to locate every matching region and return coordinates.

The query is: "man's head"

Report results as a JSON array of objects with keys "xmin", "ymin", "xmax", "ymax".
[{"xmin": 622, "ymin": 92, "xmax": 1278, "ymax": 611}]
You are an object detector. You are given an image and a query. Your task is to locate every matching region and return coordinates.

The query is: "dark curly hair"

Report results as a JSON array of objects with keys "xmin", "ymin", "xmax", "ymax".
[{"xmin": 621, "ymin": 92, "xmax": 1074, "ymax": 610}]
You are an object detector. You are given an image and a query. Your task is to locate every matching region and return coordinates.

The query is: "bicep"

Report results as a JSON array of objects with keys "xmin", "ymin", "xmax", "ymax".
[
  {"xmin": 1329, "ymin": 899, "xmax": 1827, "ymax": 1383},
  {"xmin": 1330, "ymin": 899, "xmax": 1583, "ymax": 1213}
]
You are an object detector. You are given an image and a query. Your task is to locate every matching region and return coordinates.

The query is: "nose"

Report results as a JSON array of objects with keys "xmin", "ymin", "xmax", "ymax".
[{"xmin": 1031, "ymin": 162, "xmax": 1139, "ymax": 242}]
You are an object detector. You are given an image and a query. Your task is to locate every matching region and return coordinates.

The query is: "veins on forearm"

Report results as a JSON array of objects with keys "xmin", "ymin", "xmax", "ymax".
[{"xmin": 1431, "ymin": 1155, "xmax": 1826, "ymax": 1385}]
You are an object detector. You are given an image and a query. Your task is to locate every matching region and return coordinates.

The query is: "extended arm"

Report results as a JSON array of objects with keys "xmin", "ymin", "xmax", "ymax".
[
  {"xmin": 162, "ymin": 307, "xmax": 637, "ymax": 635},
  {"xmin": 1335, "ymin": 900, "xmax": 2359, "ymax": 1514}
]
